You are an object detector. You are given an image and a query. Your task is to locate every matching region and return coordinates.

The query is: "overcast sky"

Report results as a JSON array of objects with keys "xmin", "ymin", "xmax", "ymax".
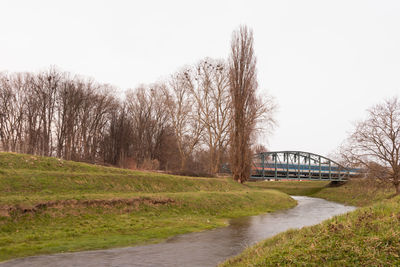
[{"xmin": 1, "ymin": 0, "xmax": 399, "ymax": 157}]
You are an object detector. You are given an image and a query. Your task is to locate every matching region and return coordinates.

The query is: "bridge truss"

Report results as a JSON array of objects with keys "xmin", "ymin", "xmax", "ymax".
[{"xmin": 251, "ymin": 151, "xmax": 360, "ymax": 181}]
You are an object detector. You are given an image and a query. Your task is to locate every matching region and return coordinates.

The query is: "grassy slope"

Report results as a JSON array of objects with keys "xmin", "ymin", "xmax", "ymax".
[
  {"xmin": 247, "ymin": 181, "xmax": 330, "ymax": 197},
  {"xmin": 312, "ymin": 179, "xmax": 395, "ymax": 207},
  {"xmin": 248, "ymin": 179, "xmax": 395, "ymax": 207},
  {"xmin": 220, "ymin": 180, "xmax": 399, "ymax": 266},
  {"xmin": 0, "ymin": 153, "xmax": 247, "ymax": 204},
  {"xmin": 221, "ymin": 195, "xmax": 400, "ymax": 266},
  {"xmin": 0, "ymin": 153, "xmax": 296, "ymax": 262}
]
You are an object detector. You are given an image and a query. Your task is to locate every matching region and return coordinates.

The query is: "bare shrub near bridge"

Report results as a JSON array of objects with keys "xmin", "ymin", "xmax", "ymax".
[{"xmin": 341, "ymin": 97, "xmax": 400, "ymax": 195}]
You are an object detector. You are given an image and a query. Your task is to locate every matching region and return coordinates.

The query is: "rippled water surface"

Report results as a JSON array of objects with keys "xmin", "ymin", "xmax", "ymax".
[{"xmin": 1, "ymin": 196, "xmax": 356, "ymax": 267}]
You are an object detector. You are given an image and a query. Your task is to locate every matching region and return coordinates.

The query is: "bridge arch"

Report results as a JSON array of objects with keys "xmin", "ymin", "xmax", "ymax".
[{"xmin": 251, "ymin": 151, "xmax": 359, "ymax": 181}]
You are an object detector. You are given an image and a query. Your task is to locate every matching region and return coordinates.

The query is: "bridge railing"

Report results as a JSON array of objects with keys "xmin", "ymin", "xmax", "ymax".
[{"xmin": 251, "ymin": 151, "xmax": 362, "ymax": 181}]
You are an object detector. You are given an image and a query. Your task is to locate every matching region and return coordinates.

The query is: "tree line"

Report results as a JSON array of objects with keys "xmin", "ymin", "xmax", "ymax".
[{"xmin": 0, "ymin": 26, "xmax": 274, "ymax": 180}]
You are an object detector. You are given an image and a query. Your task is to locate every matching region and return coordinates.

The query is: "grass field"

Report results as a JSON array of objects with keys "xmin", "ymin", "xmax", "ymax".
[
  {"xmin": 0, "ymin": 152, "xmax": 296, "ymax": 262},
  {"xmin": 249, "ymin": 179, "xmax": 395, "ymax": 207},
  {"xmin": 220, "ymin": 179, "xmax": 399, "ymax": 266}
]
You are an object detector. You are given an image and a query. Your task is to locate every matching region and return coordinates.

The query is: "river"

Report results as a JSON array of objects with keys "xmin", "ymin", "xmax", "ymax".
[{"xmin": 1, "ymin": 196, "xmax": 356, "ymax": 267}]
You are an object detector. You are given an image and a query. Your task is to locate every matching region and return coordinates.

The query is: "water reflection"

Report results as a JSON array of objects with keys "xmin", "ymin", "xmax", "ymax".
[{"xmin": 1, "ymin": 196, "xmax": 356, "ymax": 267}]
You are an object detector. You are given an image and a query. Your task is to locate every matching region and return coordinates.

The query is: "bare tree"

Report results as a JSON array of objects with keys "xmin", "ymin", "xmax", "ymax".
[
  {"xmin": 0, "ymin": 73, "xmax": 27, "ymax": 153},
  {"xmin": 125, "ymin": 84, "xmax": 169, "ymax": 168},
  {"xmin": 228, "ymin": 26, "xmax": 266, "ymax": 183},
  {"xmin": 55, "ymin": 74, "xmax": 85, "ymax": 159},
  {"xmin": 163, "ymin": 72, "xmax": 202, "ymax": 171},
  {"xmin": 254, "ymin": 144, "xmax": 268, "ymax": 154},
  {"xmin": 341, "ymin": 97, "xmax": 400, "ymax": 194},
  {"xmin": 31, "ymin": 68, "xmax": 61, "ymax": 156},
  {"xmin": 101, "ymin": 101, "xmax": 134, "ymax": 166},
  {"xmin": 185, "ymin": 59, "xmax": 232, "ymax": 174}
]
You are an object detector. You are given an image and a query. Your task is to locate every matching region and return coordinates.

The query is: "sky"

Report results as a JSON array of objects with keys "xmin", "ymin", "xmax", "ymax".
[{"xmin": 1, "ymin": 0, "xmax": 399, "ymax": 157}]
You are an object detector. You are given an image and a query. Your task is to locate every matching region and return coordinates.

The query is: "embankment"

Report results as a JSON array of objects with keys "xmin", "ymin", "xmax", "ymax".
[
  {"xmin": 0, "ymin": 152, "xmax": 296, "ymax": 262},
  {"xmin": 220, "ymin": 179, "xmax": 399, "ymax": 266}
]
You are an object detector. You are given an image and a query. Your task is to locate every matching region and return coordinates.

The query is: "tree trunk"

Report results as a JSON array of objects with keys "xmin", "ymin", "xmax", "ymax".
[
  {"xmin": 395, "ymin": 183, "xmax": 400, "ymax": 195},
  {"xmin": 180, "ymin": 155, "xmax": 186, "ymax": 171}
]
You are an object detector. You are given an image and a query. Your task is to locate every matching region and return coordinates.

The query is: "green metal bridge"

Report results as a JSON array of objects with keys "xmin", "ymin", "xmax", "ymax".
[{"xmin": 251, "ymin": 151, "xmax": 361, "ymax": 181}]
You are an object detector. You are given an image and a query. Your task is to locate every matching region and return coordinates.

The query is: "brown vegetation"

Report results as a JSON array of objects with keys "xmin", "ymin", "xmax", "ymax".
[
  {"xmin": 228, "ymin": 26, "xmax": 276, "ymax": 183},
  {"xmin": 0, "ymin": 27, "xmax": 275, "ymax": 178},
  {"xmin": 341, "ymin": 97, "xmax": 400, "ymax": 194}
]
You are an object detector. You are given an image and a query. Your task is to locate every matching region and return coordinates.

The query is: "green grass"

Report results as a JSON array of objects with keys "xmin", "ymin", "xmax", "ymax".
[
  {"xmin": 0, "ymin": 152, "xmax": 296, "ymax": 262},
  {"xmin": 0, "ymin": 190, "xmax": 295, "ymax": 261},
  {"xmin": 248, "ymin": 180, "xmax": 330, "ymax": 196},
  {"xmin": 312, "ymin": 179, "xmax": 395, "ymax": 207},
  {"xmin": 220, "ymin": 179, "xmax": 399, "ymax": 266},
  {"xmin": 0, "ymin": 152, "xmax": 250, "ymax": 207},
  {"xmin": 248, "ymin": 179, "xmax": 395, "ymax": 207},
  {"xmin": 221, "ymin": 195, "xmax": 400, "ymax": 266}
]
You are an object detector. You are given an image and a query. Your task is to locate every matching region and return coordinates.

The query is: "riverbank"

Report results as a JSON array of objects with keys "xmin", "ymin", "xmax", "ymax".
[
  {"xmin": 1, "ymin": 196, "xmax": 355, "ymax": 267},
  {"xmin": 248, "ymin": 179, "xmax": 395, "ymax": 206},
  {"xmin": 0, "ymin": 153, "xmax": 296, "ymax": 262},
  {"xmin": 220, "ymin": 179, "xmax": 399, "ymax": 266}
]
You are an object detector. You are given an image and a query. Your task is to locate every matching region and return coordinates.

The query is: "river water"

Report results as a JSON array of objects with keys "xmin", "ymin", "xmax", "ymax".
[{"xmin": 2, "ymin": 196, "xmax": 356, "ymax": 267}]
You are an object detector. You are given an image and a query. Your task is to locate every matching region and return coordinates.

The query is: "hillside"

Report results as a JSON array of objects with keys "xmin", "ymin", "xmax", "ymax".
[
  {"xmin": 220, "ymin": 179, "xmax": 399, "ymax": 266},
  {"xmin": 248, "ymin": 179, "xmax": 395, "ymax": 207},
  {"xmin": 221, "ymin": 195, "xmax": 400, "ymax": 266},
  {"xmin": 0, "ymin": 152, "xmax": 296, "ymax": 261},
  {"xmin": 0, "ymin": 152, "xmax": 245, "ymax": 202}
]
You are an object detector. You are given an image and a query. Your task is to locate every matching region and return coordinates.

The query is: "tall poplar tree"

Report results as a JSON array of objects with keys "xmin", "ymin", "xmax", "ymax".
[{"xmin": 228, "ymin": 26, "xmax": 259, "ymax": 183}]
